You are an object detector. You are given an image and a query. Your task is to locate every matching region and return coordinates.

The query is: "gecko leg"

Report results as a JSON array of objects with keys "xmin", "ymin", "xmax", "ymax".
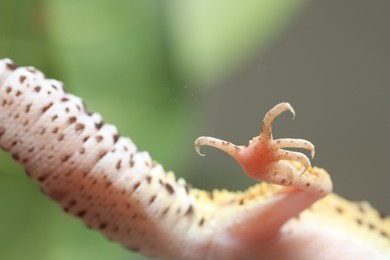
[{"xmin": 195, "ymin": 102, "xmax": 332, "ymax": 196}]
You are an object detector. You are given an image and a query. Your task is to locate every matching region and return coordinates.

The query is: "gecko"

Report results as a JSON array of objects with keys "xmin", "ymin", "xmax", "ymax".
[{"xmin": 0, "ymin": 58, "xmax": 389, "ymax": 260}]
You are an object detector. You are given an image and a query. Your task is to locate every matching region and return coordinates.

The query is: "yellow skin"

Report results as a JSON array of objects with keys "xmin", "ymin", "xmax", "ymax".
[{"xmin": 0, "ymin": 58, "xmax": 389, "ymax": 259}]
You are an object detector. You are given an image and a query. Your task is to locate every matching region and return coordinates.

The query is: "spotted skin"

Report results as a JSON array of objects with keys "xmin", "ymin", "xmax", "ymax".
[{"xmin": 0, "ymin": 58, "xmax": 389, "ymax": 260}]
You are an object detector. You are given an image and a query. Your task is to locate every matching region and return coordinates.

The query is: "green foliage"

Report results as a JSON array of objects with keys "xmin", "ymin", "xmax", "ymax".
[{"xmin": 0, "ymin": 0, "xmax": 308, "ymax": 259}]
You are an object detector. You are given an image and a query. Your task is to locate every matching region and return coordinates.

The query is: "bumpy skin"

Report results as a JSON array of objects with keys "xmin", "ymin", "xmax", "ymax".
[{"xmin": 0, "ymin": 59, "xmax": 389, "ymax": 260}]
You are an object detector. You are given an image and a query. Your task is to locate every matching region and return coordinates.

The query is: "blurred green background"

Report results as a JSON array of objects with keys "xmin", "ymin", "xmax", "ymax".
[{"xmin": 0, "ymin": 0, "xmax": 389, "ymax": 259}]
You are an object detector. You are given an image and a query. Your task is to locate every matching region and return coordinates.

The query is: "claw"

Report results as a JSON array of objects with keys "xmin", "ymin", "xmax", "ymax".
[
  {"xmin": 194, "ymin": 103, "xmax": 329, "ymax": 195},
  {"xmin": 261, "ymin": 103, "xmax": 295, "ymax": 140},
  {"xmin": 195, "ymin": 136, "xmax": 241, "ymax": 158}
]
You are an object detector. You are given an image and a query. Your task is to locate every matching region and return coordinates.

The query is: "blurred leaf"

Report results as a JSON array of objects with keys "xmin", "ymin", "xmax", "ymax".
[
  {"xmin": 164, "ymin": 0, "xmax": 310, "ymax": 86},
  {"xmin": 0, "ymin": 0, "xmax": 309, "ymax": 259}
]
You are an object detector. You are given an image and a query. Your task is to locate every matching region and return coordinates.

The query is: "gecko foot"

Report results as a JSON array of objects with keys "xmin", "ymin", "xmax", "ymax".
[{"xmin": 195, "ymin": 102, "xmax": 331, "ymax": 196}]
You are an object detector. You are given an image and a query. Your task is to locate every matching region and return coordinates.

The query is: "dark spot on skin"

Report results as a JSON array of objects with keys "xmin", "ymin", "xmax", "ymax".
[
  {"xmin": 24, "ymin": 103, "xmax": 32, "ymax": 113},
  {"xmin": 128, "ymin": 247, "xmax": 139, "ymax": 253},
  {"xmin": 37, "ymin": 175, "xmax": 48, "ymax": 183},
  {"xmin": 77, "ymin": 210, "xmax": 87, "ymax": 217},
  {"xmin": 95, "ymin": 135, "xmax": 103, "ymax": 142},
  {"xmin": 51, "ymin": 84, "xmax": 58, "ymax": 90},
  {"xmin": 68, "ymin": 116, "xmax": 76, "ymax": 124},
  {"xmin": 11, "ymin": 153, "xmax": 20, "ymax": 161},
  {"xmin": 113, "ymin": 134, "xmax": 119, "ymax": 143},
  {"xmin": 105, "ymin": 181, "xmax": 112, "ymax": 188},
  {"xmin": 27, "ymin": 147, "xmax": 34, "ymax": 153},
  {"xmin": 131, "ymin": 213, "xmax": 138, "ymax": 219},
  {"xmin": 65, "ymin": 107, "xmax": 70, "ymax": 113},
  {"xmin": 34, "ymin": 86, "xmax": 41, "ymax": 92},
  {"xmin": 132, "ymin": 182, "xmax": 141, "ymax": 191},
  {"xmin": 146, "ymin": 176, "xmax": 152, "ymax": 184},
  {"xmin": 116, "ymin": 160, "xmax": 121, "ymax": 170},
  {"xmin": 185, "ymin": 205, "xmax": 194, "ymax": 217},
  {"xmin": 281, "ymin": 179, "xmax": 286, "ymax": 184},
  {"xmin": 164, "ymin": 183, "xmax": 175, "ymax": 194},
  {"xmin": 335, "ymin": 206, "xmax": 344, "ymax": 214},
  {"xmin": 6, "ymin": 62, "xmax": 18, "ymax": 71},
  {"xmin": 68, "ymin": 199, "xmax": 77, "ymax": 207},
  {"xmin": 306, "ymin": 182, "xmax": 310, "ymax": 187},
  {"xmin": 355, "ymin": 218, "xmax": 363, "ymax": 225},
  {"xmin": 61, "ymin": 97, "xmax": 69, "ymax": 102},
  {"xmin": 379, "ymin": 211, "xmax": 388, "ymax": 219},
  {"xmin": 5, "ymin": 86, "xmax": 12, "ymax": 93},
  {"xmin": 368, "ymin": 223, "xmax": 375, "ymax": 230},
  {"xmin": 112, "ymin": 226, "xmax": 119, "ymax": 233},
  {"xmin": 52, "ymin": 127, "xmax": 58, "ymax": 133},
  {"xmin": 380, "ymin": 230, "xmax": 389, "ymax": 238},
  {"xmin": 51, "ymin": 115, "xmax": 58, "ymax": 121},
  {"xmin": 239, "ymin": 198, "xmax": 245, "ymax": 205},
  {"xmin": 79, "ymin": 147, "xmax": 85, "ymax": 154},
  {"xmin": 38, "ymin": 127, "xmax": 46, "ymax": 135},
  {"xmin": 162, "ymin": 206, "xmax": 170, "ymax": 216},
  {"xmin": 11, "ymin": 141, "xmax": 17, "ymax": 147},
  {"xmin": 57, "ymin": 134, "xmax": 64, "ymax": 141},
  {"xmin": 41, "ymin": 102, "xmax": 53, "ymax": 113},
  {"xmin": 48, "ymin": 190, "xmax": 68, "ymax": 201},
  {"xmin": 95, "ymin": 122, "xmax": 103, "ymax": 130},
  {"xmin": 75, "ymin": 123, "xmax": 85, "ymax": 132},
  {"xmin": 198, "ymin": 217, "xmax": 205, "ymax": 227},
  {"xmin": 82, "ymin": 136, "xmax": 89, "ymax": 142},
  {"xmin": 357, "ymin": 204, "xmax": 365, "ymax": 214},
  {"xmin": 129, "ymin": 155, "xmax": 135, "ymax": 167},
  {"xmin": 97, "ymin": 151, "xmax": 107, "ymax": 160},
  {"xmin": 61, "ymin": 154, "xmax": 71, "ymax": 162},
  {"xmin": 149, "ymin": 195, "xmax": 157, "ymax": 204},
  {"xmin": 15, "ymin": 90, "xmax": 22, "ymax": 97},
  {"xmin": 99, "ymin": 223, "xmax": 107, "ymax": 230}
]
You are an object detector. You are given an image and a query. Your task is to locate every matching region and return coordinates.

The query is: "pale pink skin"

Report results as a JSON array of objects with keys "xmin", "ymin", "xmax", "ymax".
[
  {"xmin": 195, "ymin": 104, "xmax": 388, "ymax": 260},
  {"xmin": 1, "ymin": 59, "xmax": 388, "ymax": 259},
  {"xmin": 195, "ymin": 103, "xmax": 345, "ymax": 260}
]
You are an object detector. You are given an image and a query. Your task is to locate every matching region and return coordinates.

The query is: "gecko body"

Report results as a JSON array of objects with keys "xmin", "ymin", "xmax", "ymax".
[{"xmin": 0, "ymin": 58, "xmax": 389, "ymax": 259}]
